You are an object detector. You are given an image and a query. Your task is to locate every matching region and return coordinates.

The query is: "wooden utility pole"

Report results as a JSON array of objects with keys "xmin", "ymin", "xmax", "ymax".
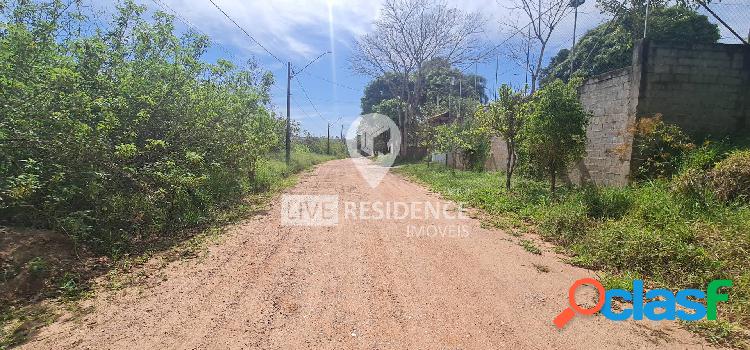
[
  {"xmin": 285, "ymin": 62, "xmax": 292, "ymax": 165},
  {"xmin": 327, "ymin": 123, "xmax": 331, "ymax": 155}
]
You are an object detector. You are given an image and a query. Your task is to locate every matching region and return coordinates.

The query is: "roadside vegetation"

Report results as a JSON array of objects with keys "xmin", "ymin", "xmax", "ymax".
[
  {"xmin": 0, "ymin": 2, "xmax": 338, "ymax": 347},
  {"xmin": 399, "ymin": 129, "xmax": 750, "ymax": 348}
]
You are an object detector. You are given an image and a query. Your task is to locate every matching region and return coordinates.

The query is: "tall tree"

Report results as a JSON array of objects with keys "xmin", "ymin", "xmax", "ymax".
[
  {"xmin": 521, "ymin": 79, "xmax": 589, "ymax": 194},
  {"xmin": 507, "ymin": 0, "xmax": 572, "ymax": 94},
  {"xmin": 361, "ymin": 58, "xmax": 487, "ymax": 117},
  {"xmin": 360, "ymin": 73, "xmax": 406, "ymax": 114},
  {"xmin": 351, "ymin": 0, "xmax": 484, "ymax": 157},
  {"xmin": 540, "ymin": 5, "xmax": 719, "ymax": 83},
  {"xmin": 475, "ymin": 84, "xmax": 525, "ymax": 191}
]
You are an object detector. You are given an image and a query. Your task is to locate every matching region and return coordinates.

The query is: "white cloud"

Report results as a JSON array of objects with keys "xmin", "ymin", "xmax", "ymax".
[
  {"xmin": 152, "ymin": 0, "xmax": 383, "ymax": 60},
  {"xmin": 146, "ymin": 0, "xmax": 614, "ymax": 66}
]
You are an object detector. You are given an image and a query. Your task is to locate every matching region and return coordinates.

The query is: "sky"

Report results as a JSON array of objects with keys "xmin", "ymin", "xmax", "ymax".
[{"xmin": 125, "ymin": 0, "xmax": 749, "ymax": 136}]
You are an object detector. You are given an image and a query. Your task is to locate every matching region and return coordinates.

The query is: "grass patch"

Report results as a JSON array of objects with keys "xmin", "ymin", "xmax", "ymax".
[
  {"xmin": 684, "ymin": 321, "xmax": 748, "ymax": 349},
  {"xmin": 396, "ymin": 162, "xmax": 750, "ymax": 345},
  {"xmin": 520, "ymin": 240, "xmax": 542, "ymax": 255},
  {"xmin": 1, "ymin": 304, "xmax": 57, "ymax": 349}
]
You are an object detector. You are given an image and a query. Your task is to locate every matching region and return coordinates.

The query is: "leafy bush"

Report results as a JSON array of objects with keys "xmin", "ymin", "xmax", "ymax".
[
  {"xmin": 0, "ymin": 2, "xmax": 287, "ymax": 254},
  {"xmin": 632, "ymin": 115, "xmax": 694, "ymax": 181},
  {"xmin": 709, "ymin": 150, "xmax": 750, "ymax": 204},
  {"xmin": 671, "ymin": 168, "xmax": 712, "ymax": 205},
  {"xmin": 680, "ymin": 140, "xmax": 734, "ymax": 173},
  {"xmin": 521, "ymin": 78, "xmax": 589, "ymax": 193}
]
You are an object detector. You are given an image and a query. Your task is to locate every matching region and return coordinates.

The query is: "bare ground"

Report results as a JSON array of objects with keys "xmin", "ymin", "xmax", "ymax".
[{"xmin": 19, "ymin": 159, "xmax": 720, "ymax": 349}]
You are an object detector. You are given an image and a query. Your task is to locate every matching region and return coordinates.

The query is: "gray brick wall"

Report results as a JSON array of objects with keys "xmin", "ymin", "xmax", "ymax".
[
  {"xmin": 484, "ymin": 136, "xmax": 510, "ymax": 172},
  {"xmin": 638, "ymin": 41, "xmax": 750, "ymax": 138},
  {"xmin": 567, "ymin": 67, "xmax": 636, "ymax": 187},
  {"xmin": 569, "ymin": 40, "xmax": 750, "ymax": 187}
]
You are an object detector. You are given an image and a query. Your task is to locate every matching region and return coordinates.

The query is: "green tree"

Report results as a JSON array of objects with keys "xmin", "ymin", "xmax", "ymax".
[
  {"xmin": 521, "ymin": 79, "xmax": 589, "ymax": 194},
  {"xmin": 433, "ymin": 123, "xmax": 466, "ymax": 172},
  {"xmin": 475, "ymin": 84, "xmax": 525, "ymax": 191},
  {"xmin": 361, "ymin": 59, "xmax": 486, "ymax": 116},
  {"xmin": 0, "ymin": 0, "xmax": 281, "ymax": 253},
  {"xmin": 372, "ymin": 98, "xmax": 407, "ymax": 126},
  {"xmin": 541, "ymin": 5, "xmax": 719, "ymax": 84},
  {"xmin": 360, "ymin": 58, "xmax": 487, "ymax": 153},
  {"xmin": 360, "ymin": 73, "xmax": 405, "ymax": 114}
]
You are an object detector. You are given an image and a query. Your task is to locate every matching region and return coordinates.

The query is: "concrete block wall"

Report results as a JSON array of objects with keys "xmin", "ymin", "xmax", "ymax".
[
  {"xmin": 637, "ymin": 41, "xmax": 750, "ymax": 137},
  {"xmin": 484, "ymin": 136, "xmax": 510, "ymax": 173},
  {"xmin": 570, "ymin": 40, "xmax": 750, "ymax": 187},
  {"xmin": 567, "ymin": 67, "xmax": 637, "ymax": 187}
]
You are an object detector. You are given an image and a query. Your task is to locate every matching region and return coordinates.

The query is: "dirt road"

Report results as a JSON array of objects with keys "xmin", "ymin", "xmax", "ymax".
[{"xmin": 21, "ymin": 159, "xmax": 717, "ymax": 349}]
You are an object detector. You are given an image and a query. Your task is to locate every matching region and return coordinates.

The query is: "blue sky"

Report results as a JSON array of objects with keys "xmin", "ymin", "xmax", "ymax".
[{"xmin": 128, "ymin": 0, "xmax": 748, "ymax": 136}]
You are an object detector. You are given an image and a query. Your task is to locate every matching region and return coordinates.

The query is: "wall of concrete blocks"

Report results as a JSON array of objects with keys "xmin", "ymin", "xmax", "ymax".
[
  {"xmin": 566, "ymin": 67, "xmax": 637, "ymax": 187},
  {"xmin": 485, "ymin": 40, "xmax": 750, "ymax": 187},
  {"xmin": 484, "ymin": 137, "xmax": 510, "ymax": 173},
  {"xmin": 637, "ymin": 41, "xmax": 750, "ymax": 137}
]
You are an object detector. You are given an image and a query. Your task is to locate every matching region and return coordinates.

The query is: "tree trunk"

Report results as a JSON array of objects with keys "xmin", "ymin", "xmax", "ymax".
[
  {"xmin": 505, "ymin": 140, "xmax": 513, "ymax": 191},
  {"xmin": 550, "ymin": 167, "xmax": 557, "ymax": 196},
  {"xmin": 530, "ymin": 41, "xmax": 547, "ymax": 94},
  {"xmin": 399, "ymin": 72, "xmax": 410, "ymax": 158},
  {"xmin": 451, "ymin": 149, "xmax": 457, "ymax": 175}
]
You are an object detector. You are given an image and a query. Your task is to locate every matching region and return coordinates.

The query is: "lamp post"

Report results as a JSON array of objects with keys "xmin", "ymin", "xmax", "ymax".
[{"xmin": 568, "ymin": 0, "xmax": 585, "ymax": 77}]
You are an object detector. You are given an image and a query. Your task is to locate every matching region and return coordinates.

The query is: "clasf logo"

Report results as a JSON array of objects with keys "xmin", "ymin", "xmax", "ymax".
[{"xmin": 554, "ymin": 278, "xmax": 732, "ymax": 329}]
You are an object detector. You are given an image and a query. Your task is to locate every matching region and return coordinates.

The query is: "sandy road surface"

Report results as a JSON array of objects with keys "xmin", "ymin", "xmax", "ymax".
[{"xmin": 21, "ymin": 159, "xmax": 717, "ymax": 349}]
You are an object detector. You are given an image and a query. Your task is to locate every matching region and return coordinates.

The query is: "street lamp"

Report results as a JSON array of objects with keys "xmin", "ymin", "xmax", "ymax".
[{"xmin": 569, "ymin": 0, "xmax": 585, "ymax": 77}]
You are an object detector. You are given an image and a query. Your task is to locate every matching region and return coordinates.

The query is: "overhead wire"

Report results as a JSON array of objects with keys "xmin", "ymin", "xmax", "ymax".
[{"xmin": 206, "ymin": 0, "xmax": 285, "ymax": 64}]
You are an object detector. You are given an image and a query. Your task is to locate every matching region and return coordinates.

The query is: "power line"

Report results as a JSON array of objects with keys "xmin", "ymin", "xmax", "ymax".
[
  {"xmin": 294, "ymin": 77, "xmax": 328, "ymax": 123},
  {"xmin": 696, "ymin": 0, "xmax": 749, "ymax": 45},
  {"xmin": 472, "ymin": 3, "xmax": 575, "ymax": 63},
  {"xmin": 206, "ymin": 0, "xmax": 285, "ymax": 64},
  {"xmin": 150, "ymin": 0, "xmax": 241, "ymax": 64},
  {"xmin": 293, "ymin": 51, "xmax": 331, "ymax": 76},
  {"xmin": 302, "ymin": 71, "xmax": 359, "ymax": 91}
]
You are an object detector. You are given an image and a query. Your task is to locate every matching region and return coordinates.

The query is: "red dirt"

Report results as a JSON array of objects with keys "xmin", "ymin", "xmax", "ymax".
[{"xmin": 19, "ymin": 159, "xmax": 720, "ymax": 349}]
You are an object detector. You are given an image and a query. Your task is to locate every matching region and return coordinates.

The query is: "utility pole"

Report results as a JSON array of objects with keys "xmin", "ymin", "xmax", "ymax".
[
  {"xmin": 525, "ymin": 26, "xmax": 530, "ymax": 93},
  {"xmin": 569, "ymin": 0, "xmax": 585, "ymax": 77},
  {"xmin": 494, "ymin": 56, "xmax": 499, "ymax": 101},
  {"xmin": 643, "ymin": 0, "xmax": 650, "ymax": 39},
  {"xmin": 285, "ymin": 62, "xmax": 292, "ymax": 165},
  {"xmin": 284, "ymin": 52, "xmax": 332, "ymax": 165},
  {"xmin": 327, "ymin": 122, "xmax": 331, "ymax": 155}
]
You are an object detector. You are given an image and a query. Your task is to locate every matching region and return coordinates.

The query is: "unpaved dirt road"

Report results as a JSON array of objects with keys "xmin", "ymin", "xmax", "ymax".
[{"xmin": 22, "ymin": 159, "xmax": 717, "ymax": 349}]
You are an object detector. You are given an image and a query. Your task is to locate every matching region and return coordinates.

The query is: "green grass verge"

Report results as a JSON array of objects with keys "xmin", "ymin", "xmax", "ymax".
[{"xmin": 396, "ymin": 162, "xmax": 750, "ymax": 348}]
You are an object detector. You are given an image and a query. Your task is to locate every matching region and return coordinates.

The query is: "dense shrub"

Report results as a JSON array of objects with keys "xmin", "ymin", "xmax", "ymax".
[
  {"xmin": 671, "ymin": 168, "xmax": 712, "ymax": 204},
  {"xmin": 680, "ymin": 140, "xmax": 734, "ymax": 172},
  {"xmin": 0, "ymin": 2, "xmax": 284, "ymax": 254},
  {"xmin": 632, "ymin": 115, "xmax": 694, "ymax": 180},
  {"xmin": 520, "ymin": 79, "xmax": 589, "ymax": 193},
  {"xmin": 709, "ymin": 150, "xmax": 750, "ymax": 204}
]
